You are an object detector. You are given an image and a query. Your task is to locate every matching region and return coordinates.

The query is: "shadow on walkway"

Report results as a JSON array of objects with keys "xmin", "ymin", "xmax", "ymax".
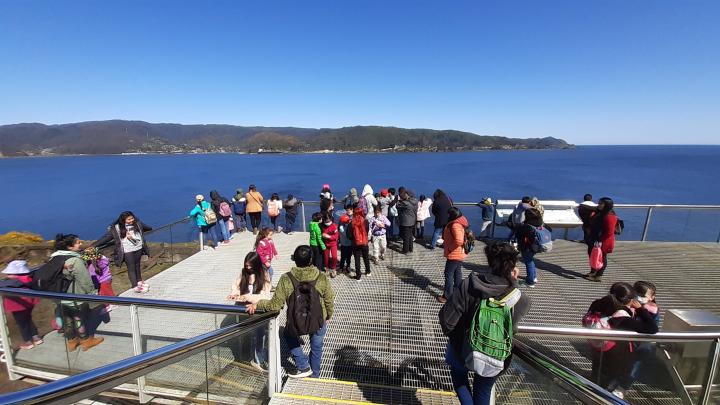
[
  {"xmin": 332, "ymin": 345, "xmax": 449, "ymax": 403},
  {"xmin": 388, "ymin": 266, "xmax": 444, "ymax": 299}
]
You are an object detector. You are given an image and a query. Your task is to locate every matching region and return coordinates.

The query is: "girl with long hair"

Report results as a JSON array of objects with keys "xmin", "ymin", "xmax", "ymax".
[
  {"xmin": 585, "ymin": 197, "xmax": 618, "ymax": 282},
  {"xmin": 91, "ymin": 211, "xmax": 153, "ymax": 293}
]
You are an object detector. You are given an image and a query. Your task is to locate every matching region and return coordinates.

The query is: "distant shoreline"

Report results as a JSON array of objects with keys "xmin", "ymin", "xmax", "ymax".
[{"xmin": 0, "ymin": 148, "xmax": 575, "ymax": 159}]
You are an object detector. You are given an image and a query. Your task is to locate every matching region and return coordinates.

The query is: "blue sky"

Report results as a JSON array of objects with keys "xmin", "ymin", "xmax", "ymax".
[{"xmin": 1, "ymin": 1, "xmax": 718, "ymax": 145}]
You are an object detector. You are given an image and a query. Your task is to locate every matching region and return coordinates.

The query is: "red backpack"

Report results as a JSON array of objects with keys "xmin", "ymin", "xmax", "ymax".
[
  {"xmin": 351, "ymin": 218, "xmax": 368, "ymax": 246},
  {"xmin": 581, "ymin": 309, "xmax": 631, "ymax": 352}
]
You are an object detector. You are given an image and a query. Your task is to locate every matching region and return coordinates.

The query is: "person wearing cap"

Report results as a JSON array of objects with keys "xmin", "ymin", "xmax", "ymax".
[
  {"xmin": 246, "ymin": 185, "xmax": 265, "ymax": 235},
  {"xmin": 476, "ymin": 197, "xmax": 495, "ymax": 238},
  {"xmin": 338, "ymin": 214, "xmax": 353, "ymax": 273},
  {"xmin": 377, "ymin": 189, "xmax": 392, "ymax": 218},
  {"xmin": 2, "ymin": 260, "xmax": 42, "ymax": 350},
  {"xmin": 319, "ymin": 184, "xmax": 335, "ymax": 217},
  {"xmin": 189, "ymin": 194, "xmax": 218, "ymax": 249}
]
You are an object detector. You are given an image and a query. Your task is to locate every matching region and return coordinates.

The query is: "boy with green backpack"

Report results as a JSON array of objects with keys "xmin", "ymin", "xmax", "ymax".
[{"xmin": 439, "ymin": 242, "xmax": 531, "ymax": 405}]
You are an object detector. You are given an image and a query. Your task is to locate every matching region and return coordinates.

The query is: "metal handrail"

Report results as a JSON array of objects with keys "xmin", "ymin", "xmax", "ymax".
[
  {"xmin": 0, "ymin": 311, "xmax": 278, "ymax": 405},
  {"xmin": 143, "ymin": 216, "xmax": 191, "ymax": 236},
  {"xmin": 2, "ymin": 287, "xmax": 718, "ymax": 342},
  {"xmin": 0, "ymin": 288, "xmax": 267, "ymax": 315},
  {"xmin": 517, "ymin": 324, "xmax": 720, "ymax": 342}
]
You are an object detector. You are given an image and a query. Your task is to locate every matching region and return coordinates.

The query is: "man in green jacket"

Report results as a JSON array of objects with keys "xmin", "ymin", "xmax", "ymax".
[{"xmin": 247, "ymin": 245, "xmax": 335, "ymax": 378}]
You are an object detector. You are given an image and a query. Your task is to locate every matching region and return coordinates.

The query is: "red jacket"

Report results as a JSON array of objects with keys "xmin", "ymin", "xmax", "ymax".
[
  {"xmin": 2, "ymin": 275, "xmax": 39, "ymax": 313},
  {"xmin": 351, "ymin": 208, "xmax": 369, "ymax": 246},
  {"xmin": 590, "ymin": 212, "xmax": 618, "ymax": 253},
  {"xmin": 444, "ymin": 216, "xmax": 469, "ymax": 261},
  {"xmin": 322, "ymin": 223, "xmax": 339, "ymax": 247}
]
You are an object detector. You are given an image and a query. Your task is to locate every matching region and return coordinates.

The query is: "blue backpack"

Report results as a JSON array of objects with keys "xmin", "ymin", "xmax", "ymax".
[
  {"xmin": 233, "ymin": 200, "xmax": 246, "ymax": 215},
  {"xmin": 530, "ymin": 225, "xmax": 553, "ymax": 253}
]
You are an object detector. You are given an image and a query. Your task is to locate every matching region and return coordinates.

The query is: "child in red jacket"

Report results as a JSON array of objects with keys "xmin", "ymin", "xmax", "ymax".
[
  {"xmin": 321, "ymin": 213, "xmax": 339, "ymax": 278},
  {"xmin": 2, "ymin": 260, "xmax": 42, "ymax": 349}
]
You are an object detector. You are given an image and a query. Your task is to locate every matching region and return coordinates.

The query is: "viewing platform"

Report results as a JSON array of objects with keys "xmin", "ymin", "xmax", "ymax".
[{"xmin": 4, "ymin": 230, "xmax": 720, "ymax": 404}]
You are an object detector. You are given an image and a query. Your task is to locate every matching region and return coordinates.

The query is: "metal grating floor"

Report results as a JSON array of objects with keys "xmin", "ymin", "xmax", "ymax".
[{"xmin": 274, "ymin": 238, "xmax": 720, "ymax": 405}]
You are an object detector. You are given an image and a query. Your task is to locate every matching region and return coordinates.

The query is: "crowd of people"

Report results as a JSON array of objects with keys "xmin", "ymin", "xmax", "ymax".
[{"xmin": 1, "ymin": 188, "xmax": 659, "ymax": 404}]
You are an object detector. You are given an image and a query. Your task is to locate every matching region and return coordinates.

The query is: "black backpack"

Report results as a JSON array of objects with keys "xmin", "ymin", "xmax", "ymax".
[
  {"xmin": 614, "ymin": 219, "xmax": 625, "ymax": 236},
  {"xmin": 285, "ymin": 273, "xmax": 324, "ymax": 337},
  {"xmin": 31, "ymin": 255, "xmax": 73, "ymax": 293}
]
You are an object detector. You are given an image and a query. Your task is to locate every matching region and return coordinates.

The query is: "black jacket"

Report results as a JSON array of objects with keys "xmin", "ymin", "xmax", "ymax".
[
  {"xmin": 439, "ymin": 273, "xmax": 531, "ymax": 371},
  {"xmin": 432, "ymin": 194, "xmax": 453, "ymax": 228},
  {"xmin": 396, "ymin": 196, "xmax": 418, "ymax": 227},
  {"xmin": 210, "ymin": 190, "xmax": 231, "ymax": 218},
  {"xmin": 93, "ymin": 219, "xmax": 153, "ymax": 267}
]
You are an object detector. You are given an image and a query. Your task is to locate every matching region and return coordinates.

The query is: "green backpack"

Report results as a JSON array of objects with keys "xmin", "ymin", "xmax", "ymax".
[{"xmin": 466, "ymin": 289, "xmax": 518, "ymax": 377}]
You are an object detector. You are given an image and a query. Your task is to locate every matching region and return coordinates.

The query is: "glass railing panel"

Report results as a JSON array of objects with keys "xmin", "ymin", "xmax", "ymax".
[
  {"xmin": 518, "ymin": 334, "xmax": 718, "ymax": 404},
  {"xmin": 4, "ymin": 294, "xmax": 136, "ymax": 376},
  {"xmin": 205, "ymin": 322, "xmax": 269, "ymax": 404},
  {"xmin": 498, "ymin": 355, "xmax": 583, "ymax": 404},
  {"xmin": 645, "ymin": 209, "xmax": 720, "ymax": 242},
  {"xmin": 143, "ymin": 321, "xmax": 270, "ymax": 404}
]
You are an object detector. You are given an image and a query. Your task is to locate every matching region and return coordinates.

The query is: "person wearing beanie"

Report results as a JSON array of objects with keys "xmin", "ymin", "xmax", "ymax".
[
  {"xmin": 2, "ymin": 260, "xmax": 42, "ymax": 350},
  {"xmin": 338, "ymin": 214, "xmax": 353, "ymax": 273},
  {"xmin": 231, "ymin": 188, "xmax": 248, "ymax": 232},
  {"xmin": 189, "ymin": 194, "xmax": 218, "ymax": 249},
  {"xmin": 476, "ymin": 197, "xmax": 495, "ymax": 238}
]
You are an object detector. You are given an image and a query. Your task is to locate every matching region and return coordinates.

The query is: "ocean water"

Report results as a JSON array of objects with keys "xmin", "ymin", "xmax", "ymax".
[{"xmin": 1, "ymin": 146, "xmax": 719, "ymax": 242}]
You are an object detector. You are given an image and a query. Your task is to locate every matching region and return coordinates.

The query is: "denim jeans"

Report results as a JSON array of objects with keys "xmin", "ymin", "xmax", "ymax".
[
  {"xmin": 200, "ymin": 224, "xmax": 218, "ymax": 247},
  {"xmin": 430, "ymin": 227, "xmax": 444, "ymax": 249},
  {"xmin": 285, "ymin": 323, "xmax": 327, "ymax": 377},
  {"xmin": 285, "ymin": 214, "xmax": 296, "ymax": 233},
  {"xmin": 218, "ymin": 218, "xmax": 231, "ymax": 241},
  {"xmin": 254, "ymin": 326, "xmax": 268, "ymax": 366},
  {"xmin": 521, "ymin": 250, "xmax": 537, "ymax": 284},
  {"xmin": 445, "ymin": 343, "xmax": 497, "ymax": 405},
  {"xmin": 444, "ymin": 260, "xmax": 463, "ymax": 299}
]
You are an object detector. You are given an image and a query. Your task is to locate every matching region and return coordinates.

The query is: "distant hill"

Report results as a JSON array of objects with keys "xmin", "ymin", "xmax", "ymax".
[{"xmin": 0, "ymin": 120, "xmax": 572, "ymax": 156}]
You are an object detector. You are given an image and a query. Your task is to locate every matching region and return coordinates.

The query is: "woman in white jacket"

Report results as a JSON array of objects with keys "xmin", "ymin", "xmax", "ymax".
[
  {"xmin": 416, "ymin": 195, "xmax": 433, "ymax": 239},
  {"xmin": 361, "ymin": 184, "xmax": 378, "ymax": 219}
]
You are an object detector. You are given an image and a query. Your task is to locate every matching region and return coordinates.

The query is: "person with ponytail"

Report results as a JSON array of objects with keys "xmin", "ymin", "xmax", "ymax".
[
  {"xmin": 586, "ymin": 282, "xmax": 658, "ymax": 399},
  {"xmin": 52, "ymin": 233, "xmax": 105, "ymax": 352},
  {"xmin": 91, "ymin": 211, "xmax": 153, "ymax": 293},
  {"xmin": 584, "ymin": 197, "xmax": 618, "ymax": 282},
  {"xmin": 439, "ymin": 242, "xmax": 530, "ymax": 405}
]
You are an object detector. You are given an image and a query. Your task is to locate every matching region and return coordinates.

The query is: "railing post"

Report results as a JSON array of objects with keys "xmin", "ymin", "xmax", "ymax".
[
  {"xmin": 0, "ymin": 303, "xmax": 20, "ymax": 380},
  {"xmin": 699, "ymin": 338, "xmax": 720, "ymax": 405},
  {"xmin": 199, "ymin": 230, "xmax": 204, "ymax": 252},
  {"xmin": 130, "ymin": 305, "xmax": 152, "ymax": 403},
  {"xmin": 641, "ymin": 206, "xmax": 653, "ymax": 241},
  {"xmin": 267, "ymin": 317, "xmax": 282, "ymax": 396},
  {"xmin": 490, "ymin": 203, "xmax": 497, "ymax": 238},
  {"xmin": 300, "ymin": 202, "xmax": 307, "ymax": 232},
  {"xmin": 169, "ymin": 225, "xmax": 175, "ymax": 264}
]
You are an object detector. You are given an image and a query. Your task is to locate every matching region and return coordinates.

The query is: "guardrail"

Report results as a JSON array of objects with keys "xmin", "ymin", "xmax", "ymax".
[
  {"xmin": 2, "ymin": 287, "xmax": 719, "ymax": 404},
  {"xmin": 0, "ymin": 288, "xmax": 282, "ymax": 404}
]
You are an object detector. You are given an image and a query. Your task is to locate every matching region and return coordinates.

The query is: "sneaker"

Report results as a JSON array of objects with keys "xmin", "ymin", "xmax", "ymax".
[
  {"xmin": 250, "ymin": 360, "xmax": 267, "ymax": 372},
  {"xmin": 134, "ymin": 285, "xmax": 143, "ymax": 293},
  {"xmin": 287, "ymin": 367, "xmax": 312, "ymax": 379},
  {"xmin": 32, "ymin": 336, "xmax": 44, "ymax": 345},
  {"xmin": 222, "ymin": 240, "xmax": 230, "ymax": 245},
  {"xmin": 380, "ymin": 255, "xmax": 385, "ymax": 261},
  {"xmin": 526, "ymin": 283, "xmax": 536, "ymax": 288},
  {"xmin": 80, "ymin": 336, "xmax": 104, "ymax": 351},
  {"xmin": 330, "ymin": 270, "xmax": 337, "ymax": 278},
  {"xmin": 436, "ymin": 295, "xmax": 448, "ymax": 303},
  {"xmin": 611, "ymin": 390, "xmax": 624, "ymax": 400},
  {"xmin": 19, "ymin": 342, "xmax": 34, "ymax": 350},
  {"xmin": 365, "ymin": 272, "xmax": 371, "ymax": 277}
]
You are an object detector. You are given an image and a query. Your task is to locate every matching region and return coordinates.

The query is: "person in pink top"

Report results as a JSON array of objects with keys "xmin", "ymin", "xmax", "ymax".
[
  {"xmin": 255, "ymin": 227, "xmax": 278, "ymax": 282},
  {"xmin": 2, "ymin": 260, "xmax": 42, "ymax": 350}
]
